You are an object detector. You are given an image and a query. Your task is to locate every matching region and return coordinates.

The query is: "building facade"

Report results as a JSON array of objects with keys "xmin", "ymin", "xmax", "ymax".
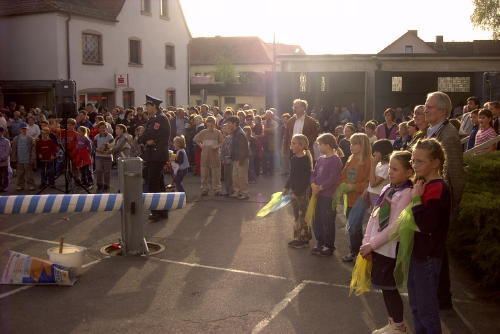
[
  {"xmin": 0, "ymin": 0, "xmax": 191, "ymax": 110},
  {"xmin": 189, "ymin": 36, "xmax": 304, "ymax": 112},
  {"xmin": 273, "ymin": 30, "xmax": 500, "ymax": 121}
]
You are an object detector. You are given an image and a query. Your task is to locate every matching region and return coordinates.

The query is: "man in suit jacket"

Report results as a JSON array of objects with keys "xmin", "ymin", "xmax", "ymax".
[
  {"xmin": 282, "ymin": 99, "xmax": 320, "ymax": 157},
  {"xmin": 425, "ymin": 91, "xmax": 465, "ymax": 310}
]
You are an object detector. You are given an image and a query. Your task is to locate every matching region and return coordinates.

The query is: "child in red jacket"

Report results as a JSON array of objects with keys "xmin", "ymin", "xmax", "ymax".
[
  {"xmin": 36, "ymin": 127, "xmax": 58, "ymax": 187},
  {"xmin": 74, "ymin": 126, "xmax": 93, "ymax": 188}
]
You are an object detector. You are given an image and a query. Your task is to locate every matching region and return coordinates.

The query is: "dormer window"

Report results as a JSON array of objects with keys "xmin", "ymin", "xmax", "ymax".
[{"xmin": 405, "ymin": 45, "xmax": 413, "ymax": 54}]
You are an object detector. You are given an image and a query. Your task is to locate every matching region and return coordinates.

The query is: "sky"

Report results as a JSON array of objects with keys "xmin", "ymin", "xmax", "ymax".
[{"xmin": 180, "ymin": 0, "xmax": 494, "ymax": 55}]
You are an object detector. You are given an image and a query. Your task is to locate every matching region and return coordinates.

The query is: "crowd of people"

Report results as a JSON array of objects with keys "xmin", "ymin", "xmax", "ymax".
[
  {"xmin": 0, "ymin": 92, "xmax": 499, "ymax": 333},
  {"xmin": 280, "ymin": 94, "xmax": 498, "ymax": 334}
]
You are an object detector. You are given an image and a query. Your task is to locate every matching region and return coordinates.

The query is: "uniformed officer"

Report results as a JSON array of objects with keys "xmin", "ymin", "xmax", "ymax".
[{"xmin": 139, "ymin": 95, "xmax": 171, "ymax": 221}]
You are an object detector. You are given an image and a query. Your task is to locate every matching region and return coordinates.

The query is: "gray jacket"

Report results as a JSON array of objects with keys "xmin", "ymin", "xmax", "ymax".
[{"xmin": 434, "ymin": 121, "xmax": 465, "ymax": 208}]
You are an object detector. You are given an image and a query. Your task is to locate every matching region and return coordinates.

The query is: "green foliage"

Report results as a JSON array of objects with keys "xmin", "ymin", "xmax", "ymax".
[
  {"xmin": 449, "ymin": 151, "xmax": 500, "ymax": 287},
  {"xmin": 471, "ymin": 0, "xmax": 500, "ymax": 39},
  {"xmin": 214, "ymin": 58, "xmax": 236, "ymax": 84}
]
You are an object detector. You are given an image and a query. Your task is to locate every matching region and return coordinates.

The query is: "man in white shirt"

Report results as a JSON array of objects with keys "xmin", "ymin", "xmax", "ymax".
[{"xmin": 282, "ymin": 99, "xmax": 320, "ymax": 162}]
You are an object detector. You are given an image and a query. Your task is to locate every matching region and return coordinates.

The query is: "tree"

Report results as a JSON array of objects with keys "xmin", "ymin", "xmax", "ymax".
[
  {"xmin": 471, "ymin": 0, "xmax": 500, "ymax": 39},
  {"xmin": 214, "ymin": 58, "xmax": 236, "ymax": 85}
]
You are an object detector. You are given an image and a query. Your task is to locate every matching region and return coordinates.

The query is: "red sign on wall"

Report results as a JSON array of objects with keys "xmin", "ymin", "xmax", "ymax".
[{"xmin": 115, "ymin": 74, "xmax": 129, "ymax": 87}]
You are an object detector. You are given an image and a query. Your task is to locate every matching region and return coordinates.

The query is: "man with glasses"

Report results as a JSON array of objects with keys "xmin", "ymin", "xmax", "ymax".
[{"xmin": 424, "ymin": 91, "xmax": 465, "ymax": 310}]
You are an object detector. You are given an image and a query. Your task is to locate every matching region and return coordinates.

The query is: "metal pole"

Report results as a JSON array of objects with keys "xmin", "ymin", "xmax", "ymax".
[{"xmin": 118, "ymin": 157, "xmax": 148, "ymax": 255}]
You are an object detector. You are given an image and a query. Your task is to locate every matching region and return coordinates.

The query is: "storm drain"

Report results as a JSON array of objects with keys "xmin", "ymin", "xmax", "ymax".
[{"xmin": 99, "ymin": 242, "xmax": 165, "ymax": 256}]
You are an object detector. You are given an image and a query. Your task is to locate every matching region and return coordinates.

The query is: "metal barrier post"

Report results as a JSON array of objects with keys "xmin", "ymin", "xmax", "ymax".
[{"xmin": 118, "ymin": 157, "xmax": 148, "ymax": 255}]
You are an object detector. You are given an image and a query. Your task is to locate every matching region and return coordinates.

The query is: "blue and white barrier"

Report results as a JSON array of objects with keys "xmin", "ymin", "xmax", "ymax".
[
  {"xmin": 0, "ymin": 192, "xmax": 185, "ymax": 215},
  {"xmin": 143, "ymin": 193, "xmax": 185, "ymax": 211}
]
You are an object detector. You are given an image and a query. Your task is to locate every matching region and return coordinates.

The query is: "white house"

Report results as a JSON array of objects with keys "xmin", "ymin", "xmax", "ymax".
[{"xmin": 0, "ymin": 0, "xmax": 191, "ymax": 110}]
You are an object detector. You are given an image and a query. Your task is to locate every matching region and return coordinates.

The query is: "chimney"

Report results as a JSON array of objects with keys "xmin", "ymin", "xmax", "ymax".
[
  {"xmin": 408, "ymin": 30, "xmax": 418, "ymax": 36},
  {"xmin": 435, "ymin": 35, "xmax": 445, "ymax": 51}
]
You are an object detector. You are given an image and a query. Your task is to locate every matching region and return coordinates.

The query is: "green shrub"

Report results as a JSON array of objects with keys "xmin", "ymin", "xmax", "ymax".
[{"xmin": 449, "ymin": 151, "xmax": 500, "ymax": 287}]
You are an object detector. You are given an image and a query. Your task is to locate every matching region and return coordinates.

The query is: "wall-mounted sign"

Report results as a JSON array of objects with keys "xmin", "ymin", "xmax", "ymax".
[{"xmin": 115, "ymin": 74, "xmax": 129, "ymax": 87}]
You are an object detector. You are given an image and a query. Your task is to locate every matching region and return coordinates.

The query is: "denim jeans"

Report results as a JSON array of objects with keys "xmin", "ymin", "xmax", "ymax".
[
  {"xmin": 40, "ymin": 161, "xmax": 55, "ymax": 185},
  {"xmin": 312, "ymin": 196, "xmax": 336, "ymax": 249},
  {"xmin": 175, "ymin": 168, "xmax": 187, "ymax": 193},
  {"xmin": 346, "ymin": 197, "xmax": 369, "ymax": 255},
  {"xmin": 408, "ymin": 256, "xmax": 443, "ymax": 334}
]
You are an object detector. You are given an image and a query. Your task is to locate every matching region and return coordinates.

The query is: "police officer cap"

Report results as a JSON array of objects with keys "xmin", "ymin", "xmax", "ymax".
[{"xmin": 145, "ymin": 94, "xmax": 162, "ymax": 107}]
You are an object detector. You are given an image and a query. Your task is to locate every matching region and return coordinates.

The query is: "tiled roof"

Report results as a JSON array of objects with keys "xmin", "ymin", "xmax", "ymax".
[
  {"xmin": 0, "ymin": 0, "xmax": 125, "ymax": 22},
  {"xmin": 190, "ymin": 36, "xmax": 273, "ymax": 65},
  {"xmin": 425, "ymin": 40, "xmax": 500, "ymax": 56}
]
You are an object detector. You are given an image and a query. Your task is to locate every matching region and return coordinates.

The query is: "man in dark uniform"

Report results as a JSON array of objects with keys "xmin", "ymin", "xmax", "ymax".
[{"xmin": 139, "ymin": 95, "xmax": 170, "ymax": 222}]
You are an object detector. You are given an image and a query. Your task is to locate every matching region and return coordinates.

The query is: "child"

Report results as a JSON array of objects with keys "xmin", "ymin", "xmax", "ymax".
[
  {"xmin": 112, "ymin": 124, "xmax": 132, "ymax": 159},
  {"xmin": 340, "ymin": 133, "xmax": 372, "ymax": 262},
  {"xmin": 360, "ymin": 151, "xmax": 414, "ymax": 334},
  {"xmin": 130, "ymin": 126, "xmax": 145, "ymax": 157},
  {"xmin": 407, "ymin": 120, "xmax": 417, "ymax": 141},
  {"xmin": 220, "ymin": 123, "xmax": 233, "ymax": 196},
  {"xmin": 74, "ymin": 126, "xmax": 93, "ymax": 188},
  {"xmin": 365, "ymin": 121, "xmax": 378, "ymax": 146},
  {"xmin": 93, "ymin": 121, "xmax": 114, "ymax": 192},
  {"xmin": 473, "ymin": 108, "xmax": 497, "ymax": 154},
  {"xmin": 60, "ymin": 118, "xmax": 79, "ymax": 170},
  {"xmin": 310, "ymin": 133, "xmax": 344, "ymax": 256},
  {"xmin": 172, "ymin": 136, "xmax": 190, "ymax": 194},
  {"xmin": 11, "ymin": 123, "xmax": 36, "ymax": 191},
  {"xmin": 409, "ymin": 138, "xmax": 451, "ymax": 334},
  {"xmin": 36, "ymin": 127, "xmax": 58, "ymax": 188},
  {"xmin": 466, "ymin": 109, "xmax": 479, "ymax": 150},
  {"xmin": 0, "ymin": 127, "xmax": 11, "ymax": 191},
  {"xmin": 193, "ymin": 116, "xmax": 224, "ymax": 196},
  {"xmin": 367, "ymin": 140, "xmax": 393, "ymax": 206},
  {"xmin": 284, "ymin": 134, "xmax": 313, "ymax": 248},
  {"xmin": 393, "ymin": 122, "xmax": 411, "ymax": 151},
  {"xmin": 334, "ymin": 125, "xmax": 344, "ymax": 140},
  {"xmin": 243, "ymin": 126, "xmax": 258, "ymax": 184},
  {"xmin": 339, "ymin": 123, "xmax": 356, "ymax": 165}
]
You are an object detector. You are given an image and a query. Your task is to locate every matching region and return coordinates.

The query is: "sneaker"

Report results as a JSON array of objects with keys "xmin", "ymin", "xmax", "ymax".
[
  {"xmin": 214, "ymin": 191, "xmax": 223, "ymax": 196},
  {"xmin": 201, "ymin": 190, "xmax": 209, "ymax": 196},
  {"xmin": 372, "ymin": 319, "xmax": 407, "ymax": 334},
  {"xmin": 289, "ymin": 240, "xmax": 309, "ymax": 249},
  {"xmin": 311, "ymin": 246, "xmax": 322, "ymax": 256},
  {"xmin": 372, "ymin": 318, "xmax": 394, "ymax": 334},
  {"xmin": 319, "ymin": 246, "xmax": 334, "ymax": 256},
  {"xmin": 229, "ymin": 193, "xmax": 239, "ymax": 198},
  {"xmin": 237, "ymin": 194, "xmax": 249, "ymax": 200},
  {"xmin": 342, "ymin": 253, "xmax": 356, "ymax": 262},
  {"xmin": 28, "ymin": 185, "xmax": 36, "ymax": 191},
  {"xmin": 16, "ymin": 186, "xmax": 24, "ymax": 191}
]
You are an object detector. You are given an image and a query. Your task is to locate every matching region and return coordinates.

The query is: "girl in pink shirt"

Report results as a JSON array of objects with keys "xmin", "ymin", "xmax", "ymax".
[
  {"xmin": 359, "ymin": 151, "xmax": 414, "ymax": 333},
  {"xmin": 474, "ymin": 108, "xmax": 497, "ymax": 154}
]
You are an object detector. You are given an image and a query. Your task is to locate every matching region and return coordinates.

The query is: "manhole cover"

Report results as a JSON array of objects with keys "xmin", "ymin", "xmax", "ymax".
[{"xmin": 100, "ymin": 242, "xmax": 164, "ymax": 256}]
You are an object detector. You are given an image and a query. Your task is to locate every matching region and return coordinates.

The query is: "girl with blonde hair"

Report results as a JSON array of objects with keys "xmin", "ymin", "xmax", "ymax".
[
  {"xmin": 340, "ymin": 132, "xmax": 372, "ymax": 262},
  {"xmin": 284, "ymin": 134, "xmax": 313, "ymax": 248}
]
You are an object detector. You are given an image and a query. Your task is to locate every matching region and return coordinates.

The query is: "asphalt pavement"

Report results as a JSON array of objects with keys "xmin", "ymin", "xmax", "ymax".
[{"xmin": 0, "ymin": 170, "xmax": 499, "ymax": 334}]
